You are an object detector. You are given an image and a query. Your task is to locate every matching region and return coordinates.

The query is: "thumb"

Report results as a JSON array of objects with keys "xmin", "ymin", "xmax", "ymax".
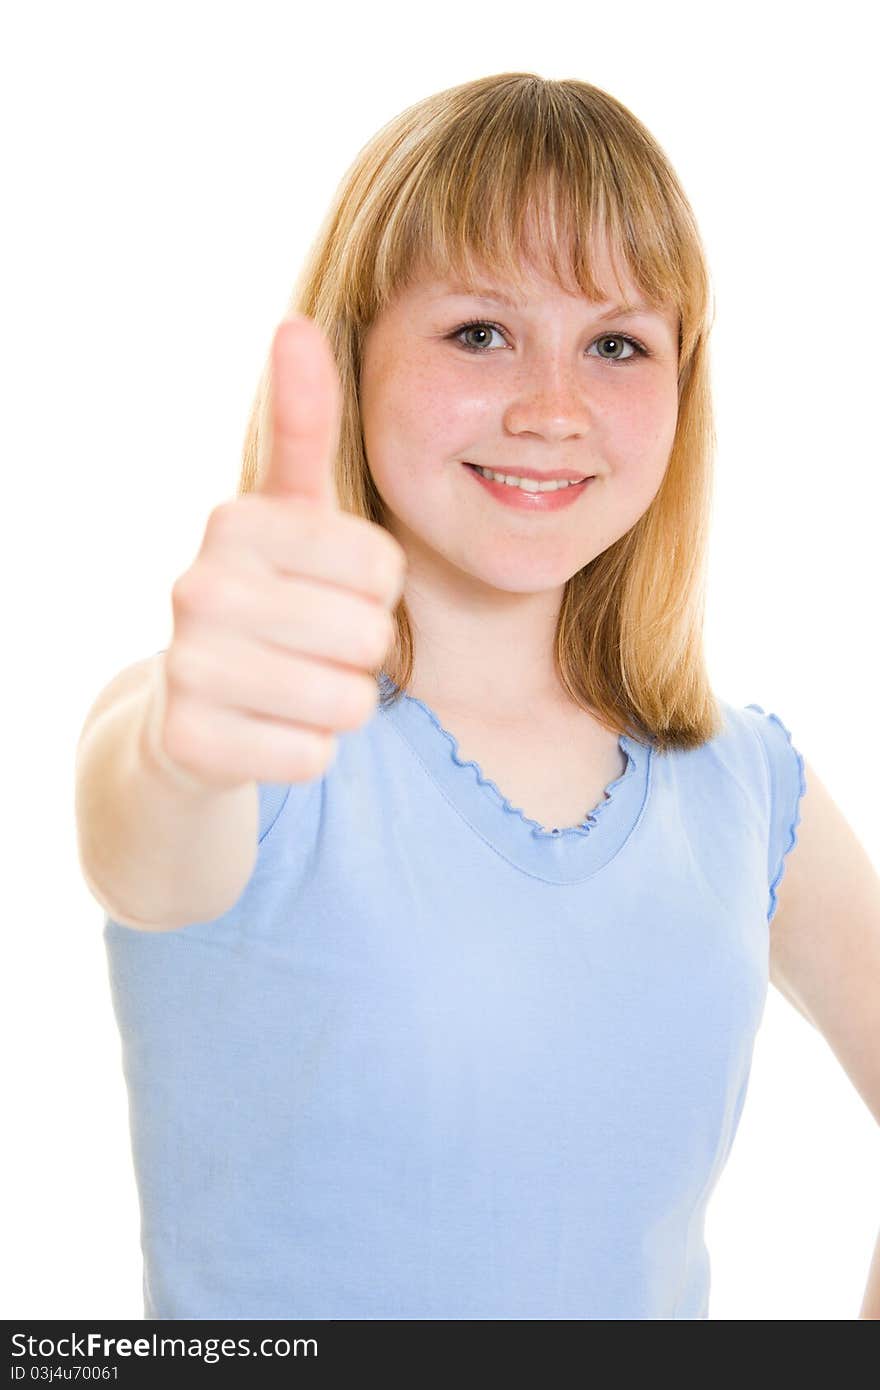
[{"xmin": 257, "ymin": 314, "xmax": 341, "ymax": 506}]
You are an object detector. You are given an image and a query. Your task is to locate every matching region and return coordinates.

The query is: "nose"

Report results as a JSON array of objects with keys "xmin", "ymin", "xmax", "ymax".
[{"xmin": 502, "ymin": 360, "xmax": 593, "ymax": 441}]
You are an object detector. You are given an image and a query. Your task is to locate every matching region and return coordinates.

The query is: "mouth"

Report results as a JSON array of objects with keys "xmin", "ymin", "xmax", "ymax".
[
  {"xmin": 461, "ymin": 462, "xmax": 593, "ymax": 489},
  {"xmin": 461, "ymin": 461, "xmax": 595, "ymax": 511}
]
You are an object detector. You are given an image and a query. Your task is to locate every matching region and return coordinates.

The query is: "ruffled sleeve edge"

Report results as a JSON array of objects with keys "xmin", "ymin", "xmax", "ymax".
[
  {"xmin": 257, "ymin": 782, "xmax": 292, "ymax": 845},
  {"xmin": 744, "ymin": 703, "xmax": 808, "ymax": 924}
]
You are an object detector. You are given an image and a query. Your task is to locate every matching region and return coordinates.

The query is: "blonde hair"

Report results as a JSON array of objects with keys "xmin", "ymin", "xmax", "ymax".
[{"xmin": 239, "ymin": 73, "xmax": 723, "ymax": 753}]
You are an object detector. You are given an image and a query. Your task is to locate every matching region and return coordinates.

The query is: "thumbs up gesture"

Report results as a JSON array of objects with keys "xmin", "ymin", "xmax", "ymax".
[{"xmin": 145, "ymin": 314, "xmax": 407, "ymax": 791}]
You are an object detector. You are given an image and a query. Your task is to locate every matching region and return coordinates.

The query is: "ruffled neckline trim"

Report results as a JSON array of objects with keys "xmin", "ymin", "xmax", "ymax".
[{"xmin": 379, "ymin": 675, "xmax": 642, "ymax": 840}]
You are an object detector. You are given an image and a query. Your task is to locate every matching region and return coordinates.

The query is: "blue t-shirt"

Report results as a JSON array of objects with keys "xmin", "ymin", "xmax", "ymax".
[{"xmin": 103, "ymin": 675, "xmax": 806, "ymax": 1320}]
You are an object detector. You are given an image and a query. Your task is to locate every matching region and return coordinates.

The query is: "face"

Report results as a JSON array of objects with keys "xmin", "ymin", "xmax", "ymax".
[{"xmin": 358, "ymin": 239, "xmax": 681, "ymax": 600}]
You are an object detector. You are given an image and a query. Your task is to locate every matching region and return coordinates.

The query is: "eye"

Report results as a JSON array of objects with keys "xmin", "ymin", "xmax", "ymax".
[
  {"xmin": 452, "ymin": 321, "xmax": 508, "ymax": 351},
  {"xmin": 448, "ymin": 320, "xmax": 650, "ymax": 364},
  {"xmin": 589, "ymin": 334, "xmax": 647, "ymax": 363}
]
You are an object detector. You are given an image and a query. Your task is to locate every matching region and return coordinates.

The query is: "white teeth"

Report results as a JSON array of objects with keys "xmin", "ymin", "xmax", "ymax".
[{"xmin": 473, "ymin": 465, "xmax": 586, "ymax": 492}]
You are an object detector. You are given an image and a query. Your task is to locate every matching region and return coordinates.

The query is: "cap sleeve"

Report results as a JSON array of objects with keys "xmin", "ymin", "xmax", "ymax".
[
  {"xmin": 257, "ymin": 782, "xmax": 292, "ymax": 843},
  {"xmin": 744, "ymin": 704, "xmax": 808, "ymax": 925}
]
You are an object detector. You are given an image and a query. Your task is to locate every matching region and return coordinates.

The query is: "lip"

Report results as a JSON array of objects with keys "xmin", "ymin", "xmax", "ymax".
[
  {"xmin": 463, "ymin": 462, "xmax": 589, "ymax": 482},
  {"xmin": 462, "ymin": 462, "xmax": 594, "ymax": 511}
]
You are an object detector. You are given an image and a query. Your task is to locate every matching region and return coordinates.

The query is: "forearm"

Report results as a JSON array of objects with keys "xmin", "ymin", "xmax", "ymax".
[
  {"xmin": 75, "ymin": 666, "xmax": 259, "ymax": 930},
  {"xmin": 859, "ymin": 1223, "xmax": 880, "ymax": 1318}
]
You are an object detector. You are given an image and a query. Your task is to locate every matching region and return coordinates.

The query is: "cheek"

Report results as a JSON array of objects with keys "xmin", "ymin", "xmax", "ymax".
[
  {"xmin": 611, "ymin": 382, "xmax": 678, "ymax": 470},
  {"xmin": 364, "ymin": 360, "xmax": 480, "ymax": 467},
  {"xmin": 593, "ymin": 387, "xmax": 678, "ymax": 535}
]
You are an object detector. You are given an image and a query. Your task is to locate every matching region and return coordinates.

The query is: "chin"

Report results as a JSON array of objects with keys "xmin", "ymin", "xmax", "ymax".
[{"xmin": 458, "ymin": 555, "xmax": 584, "ymax": 594}]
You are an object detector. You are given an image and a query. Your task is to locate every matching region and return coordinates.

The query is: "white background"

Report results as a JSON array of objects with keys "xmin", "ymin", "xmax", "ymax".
[{"xmin": 3, "ymin": 0, "xmax": 878, "ymax": 1321}]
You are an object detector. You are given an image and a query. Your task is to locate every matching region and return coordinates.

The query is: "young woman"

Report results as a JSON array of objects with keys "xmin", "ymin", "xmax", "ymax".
[{"xmin": 77, "ymin": 72, "xmax": 880, "ymax": 1319}]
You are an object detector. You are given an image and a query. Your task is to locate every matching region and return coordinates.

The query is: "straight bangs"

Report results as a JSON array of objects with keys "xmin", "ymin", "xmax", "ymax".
[{"xmin": 240, "ymin": 74, "xmax": 723, "ymax": 752}]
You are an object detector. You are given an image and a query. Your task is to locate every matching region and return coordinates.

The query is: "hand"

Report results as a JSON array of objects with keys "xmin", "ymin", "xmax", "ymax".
[{"xmin": 144, "ymin": 314, "xmax": 407, "ymax": 792}]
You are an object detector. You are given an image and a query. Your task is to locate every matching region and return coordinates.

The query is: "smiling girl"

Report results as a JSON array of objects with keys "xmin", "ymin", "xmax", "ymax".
[{"xmin": 75, "ymin": 72, "xmax": 880, "ymax": 1320}]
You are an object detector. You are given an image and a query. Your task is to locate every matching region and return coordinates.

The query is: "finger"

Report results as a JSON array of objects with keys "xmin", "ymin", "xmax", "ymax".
[{"xmin": 258, "ymin": 314, "xmax": 341, "ymax": 507}]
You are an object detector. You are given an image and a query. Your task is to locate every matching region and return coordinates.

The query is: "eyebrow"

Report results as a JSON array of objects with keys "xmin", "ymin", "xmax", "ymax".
[{"xmin": 438, "ymin": 284, "xmax": 661, "ymax": 320}]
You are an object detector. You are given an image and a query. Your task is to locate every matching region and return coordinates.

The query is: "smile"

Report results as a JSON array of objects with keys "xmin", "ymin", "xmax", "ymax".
[
  {"xmin": 470, "ymin": 465, "xmax": 587, "ymax": 492},
  {"xmin": 462, "ymin": 461, "xmax": 594, "ymax": 511}
]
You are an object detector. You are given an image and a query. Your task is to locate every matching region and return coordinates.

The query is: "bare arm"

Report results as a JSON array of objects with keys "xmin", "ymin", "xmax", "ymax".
[
  {"xmin": 74, "ymin": 654, "xmax": 259, "ymax": 931},
  {"xmin": 860, "ymin": 1226, "xmax": 880, "ymax": 1319},
  {"xmin": 768, "ymin": 756, "xmax": 880, "ymax": 1316},
  {"xmin": 75, "ymin": 317, "xmax": 404, "ymax": 933}
]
